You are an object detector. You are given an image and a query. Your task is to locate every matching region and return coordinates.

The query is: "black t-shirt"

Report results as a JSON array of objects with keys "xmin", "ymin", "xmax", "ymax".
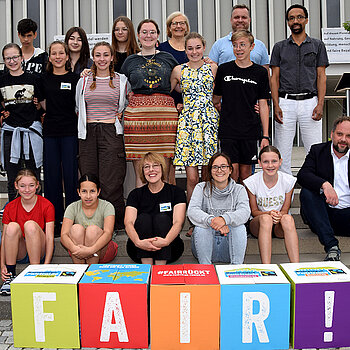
[
  {"xmin": 0, "ymin": 72, "xmax": 40, "ymax": 128},
  {"xmin": 37, "ymin": 71, "xmax": 79, "ymax": 137},
  {"xmin": 121, "ymin": 51, "xmax": 178, "ymax": 95},
  {"xmin": 114, "ymin": 52, "xmax": 128, "ymax": 73},
  {"xmin": 214, "ymin": 61, "xmax": 270, "ymax": 140},
  {"xmin": 126, "ymin": 183, "xmax": 186, "ymax": 220}
]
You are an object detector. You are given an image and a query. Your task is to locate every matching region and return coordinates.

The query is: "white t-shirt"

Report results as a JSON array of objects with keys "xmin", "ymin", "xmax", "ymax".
[{"xmin": 243, "ymin": 171, "xmax": 296, "ymax": 212}]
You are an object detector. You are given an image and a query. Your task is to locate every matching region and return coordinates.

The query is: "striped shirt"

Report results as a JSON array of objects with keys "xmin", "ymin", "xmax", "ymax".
[{"xmin": 85, "ymin": 75, "xmax": 120, "ymax": 122}]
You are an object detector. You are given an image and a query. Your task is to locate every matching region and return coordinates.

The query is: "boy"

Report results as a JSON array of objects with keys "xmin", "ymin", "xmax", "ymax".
[{"xmin": 213, "ymin": 29, "xmax": 270, "ymax": 182}]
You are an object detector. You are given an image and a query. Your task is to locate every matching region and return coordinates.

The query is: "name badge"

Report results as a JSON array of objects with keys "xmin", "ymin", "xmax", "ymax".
[
  {"xmin": 60, "ymin": 82, "xmax": 71, "ymax": 90},
  {"xmin": 160, "ymin": 202, "xmax": 172, "ymax": 212}
]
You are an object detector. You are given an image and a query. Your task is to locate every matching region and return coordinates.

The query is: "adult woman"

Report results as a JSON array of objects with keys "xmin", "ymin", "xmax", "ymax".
[
  {"xmin": 64, "ymin": 27, "xmax": 92, "ymax": 74},
  {"xmin": 1, "ymin": 169, "xmax": 55, "ymax": 295},
  {"xmin": 75, "ymin": 41, "xmax": 129, "ymax": 229},
  {"xmin": 125, "ymin": 152, "xmax": 186, "ymax": 264},
  {"xmin": 121, "ymin": 19, "xmax": 178, "ymax": 187},
  {"xmin": 61, "ymin": 174, "xmax": 117, "ymax": 264},
  {"xmin": 188, "ymin": 153, "xmax": 250, "ymax": 264},
  {"xmin": 37, "ymin": 40, "xmax": 80, "ymax": 233}
]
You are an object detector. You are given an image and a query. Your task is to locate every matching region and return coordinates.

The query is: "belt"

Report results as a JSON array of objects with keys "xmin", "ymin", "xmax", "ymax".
[{"xmin": 279, "ymin": 92, "xmax": 316, "ymax": 100}]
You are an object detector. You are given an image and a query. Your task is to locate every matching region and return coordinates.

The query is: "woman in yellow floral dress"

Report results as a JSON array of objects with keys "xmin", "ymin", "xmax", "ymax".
[{"xmin": 171, "ymin": 32, "xmax": 219, "ymax": 203}]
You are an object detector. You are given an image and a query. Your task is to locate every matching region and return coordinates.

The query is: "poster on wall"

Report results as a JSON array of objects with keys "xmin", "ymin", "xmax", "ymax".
[{"xmin": 322, "ymin": 27, "xmax": 350, "ymax": 64}]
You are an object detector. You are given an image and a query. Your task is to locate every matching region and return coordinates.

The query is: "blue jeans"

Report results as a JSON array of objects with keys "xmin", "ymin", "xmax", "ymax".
[
  {"xmin": 300, "ymin": 188, "xmax": 350, "ymax": 252},
  {"xmin": 191, "ymin": 225, "xmax": 247, "ymax": 264}
]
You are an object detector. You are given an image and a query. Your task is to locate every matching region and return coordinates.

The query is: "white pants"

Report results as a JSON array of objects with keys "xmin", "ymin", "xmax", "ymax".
[{"xmin": 274, "ymin": 96, "xmax": 322, "ymax": 174}]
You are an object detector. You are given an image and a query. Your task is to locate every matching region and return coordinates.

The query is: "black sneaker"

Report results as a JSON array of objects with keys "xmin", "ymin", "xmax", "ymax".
[{"xmin": 324, "ymin": 246, "xmax": 341, "ymax": 261}]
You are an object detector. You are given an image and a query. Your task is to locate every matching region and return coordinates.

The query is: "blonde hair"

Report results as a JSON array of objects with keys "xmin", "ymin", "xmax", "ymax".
[
  {"xmin": 231, "ymin": 29, "xmax": 254, "ymax": 45},
  {"xmin": 15, "ymin": 169, "xmax": 41, "ymax": 194},
  {"xmin": 166, "ymin": 11, "xmax": 190, "ymax": 38},
  {"xmin": 139, "ymin": 152, "xmax": 166, "ymax": 184}
]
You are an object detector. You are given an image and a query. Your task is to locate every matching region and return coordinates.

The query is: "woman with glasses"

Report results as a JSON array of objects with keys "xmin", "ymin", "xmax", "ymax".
[
  {"xmin": 188, "ymin": 152, "xmax": 250, "ymax": 264},
  {"xmin": 121, "ymin": 19, "xmax": 179, "ymax": 187},
  {"xmin": 124, "ymin": 152, "xmax": 186, "ymax": 265}
]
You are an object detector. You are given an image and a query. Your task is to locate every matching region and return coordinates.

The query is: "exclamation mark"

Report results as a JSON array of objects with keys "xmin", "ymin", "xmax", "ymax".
[{"xmin": 324, "ymin": 290, "xmax": 335, "ymax": 343}]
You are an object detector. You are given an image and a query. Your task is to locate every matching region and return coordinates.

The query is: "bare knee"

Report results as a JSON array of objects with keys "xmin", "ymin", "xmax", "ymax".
[
  {"xmin": 23, "ymin": 220, "xmax": 41, "ymax": 238},
  {"xmin": 85, "ymin": 225, "xmax": 103, "ymax": 246},
  {"xmin": 259, "ymin": 214, "xmax": 274, "ymax": 228},
  {"xmin": 70, "ymin": 224, "xmax": 86, "ymax": 243},
  {"xmin": 5, "ymin": 222, "xmax": 22, "ymax": 238},
  {"xmin": 280, "ymin": 214, "xmax": 295, "ymax": 230}
]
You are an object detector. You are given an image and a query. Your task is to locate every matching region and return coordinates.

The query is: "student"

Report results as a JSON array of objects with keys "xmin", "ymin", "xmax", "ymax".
[
  {"xmin": 213, "ymin": 29, "xmax": 270, "ymax": 182},
  {"xmin": 0, "ymin": 43, "xmax": 42, "ymax": 202},
  {"xmin": 17, "ymin": 18, "xmax": 48, "ymax": 76},
  {"xmin": 0, "ymin": 169, "xmax": 55, "ymax": 295},
  {"xmin": 61, "ymin": 174, "xmax": 117, "ymax": 265},
  {"xmin": 188, "ymin": 153, "xmax": 250, "ymax": 264},
  {"xmin": 37, "ymin": 41, "xmax": 80, "ymax": 234},
  {"xmin": 243, "ymin": 145, "xmax": 299, "ymax": 263}
]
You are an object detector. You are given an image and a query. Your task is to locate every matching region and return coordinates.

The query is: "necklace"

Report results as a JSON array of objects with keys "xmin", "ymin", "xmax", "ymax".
[{"xmin": 141, "ymin": 51, "xmax": 156, "ymax": 61}]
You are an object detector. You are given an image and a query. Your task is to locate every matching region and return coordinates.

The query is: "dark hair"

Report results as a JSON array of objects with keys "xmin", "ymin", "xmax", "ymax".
[
  {"xmin": 64, "ymin": 27, "xmax": 91, "ymax": 70},
  {"xmin": 15, "ymin": 168, "xmax": 41, "ymax": 194},
  {"xmin": 185, "ymin": 32, "xmax": 206, "ymax": 48},
  {"xmin": 231, "ymin": 4, "xmax": 250, "ymax": 16},
  {"xmin": 2, "ymin": 43, "xmax": 22, "ymax": 59},
  {"xmin": 78, "ymin": 174, "xmax": 100, "ymax": 190},
  {"xmin": 112, "ymin": 16, "xmax": 140, "ymax": 65},
  {"xmin": 258, "ymin": 145, "xmax": 281, "ymax": 161},
  {"xmin": 286, "ymin": 4, "xmax": 308, "ymax": 21},
  {"xmin": 332, "ymin": 116, "xmax": 350, "ymax": 132},
  {"xmin": 46, "ymin": 41, "xmax": 71, "ymax": 73},
  {"xmin": 17, "ymin": 18, "xmax": 38, "ymax": 35},
  {"xmin": 137, "ymin": 19, "xmax": 160, "ymax": 35}
]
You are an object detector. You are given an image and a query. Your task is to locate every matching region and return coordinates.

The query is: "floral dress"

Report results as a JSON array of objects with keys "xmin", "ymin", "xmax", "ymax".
[{"xmin": 174, "ymin": 63, "xmax": 219, "ymax": 166}]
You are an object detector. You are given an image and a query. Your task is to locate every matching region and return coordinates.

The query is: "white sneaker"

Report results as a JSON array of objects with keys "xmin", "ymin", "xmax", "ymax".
[{"xmin": 0, "ymin": 275, "xmax": 15, "ymax": 296}]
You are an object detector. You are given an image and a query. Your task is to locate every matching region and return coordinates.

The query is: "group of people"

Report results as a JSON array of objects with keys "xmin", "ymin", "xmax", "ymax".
[{"xmin": 1, "ymin": 4, "xmax": 349, "ymax": 299}]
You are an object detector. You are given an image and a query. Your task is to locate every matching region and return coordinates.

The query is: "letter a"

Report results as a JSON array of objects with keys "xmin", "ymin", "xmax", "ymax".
[
  {"xmin": 33, "ymin": 292, "xmax": 56, "ymax": 342},
  {"xmin": 100, "ymin": 292, "xmax": 129, "ymax": 343},
  {"xmin": 242, "ymin": 292, "xmax": 270, "ymax": 343}
]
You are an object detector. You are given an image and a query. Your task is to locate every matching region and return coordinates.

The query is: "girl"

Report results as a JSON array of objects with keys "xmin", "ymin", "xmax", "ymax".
[
  {"xmin": 64, "ymin": 27, "xmax": 92, "ymax": 74},
  {"xmin": 37, "ymin": 40, "xmax": 80, "ymax": 234},
  {"xmin": 76, "ymin": 41, "xmax": 129, "ymax": 230},
  {"xmin": 243, "ymin": 145, "xmax": 299, "ymax": 263},
  {"xmin": 124, "ymin": 152, "xmax": 186, "ymax": 265},
  {"xmin": 0, "ymin": 169, "xmax": 55, "ymax": 295},
  {"xmin": 188, "ymin": 153, "xmax": 250, "ymax": 264},
  {"xmin": 0, "ymin": 43, "xmax": 42, "ymax": 202},
  {"xmin": 121, "ymin": 19, "xmax": 178, "ymax": 187},
  {"xmin": 61, "ymin": 174, "xmax": 117, "ymax": 265}
]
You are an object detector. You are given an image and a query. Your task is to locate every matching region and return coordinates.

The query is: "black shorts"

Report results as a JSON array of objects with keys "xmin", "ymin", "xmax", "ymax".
[{"xmin": 220, "ymin": 139, "xmax": 258, "ymax": 165}]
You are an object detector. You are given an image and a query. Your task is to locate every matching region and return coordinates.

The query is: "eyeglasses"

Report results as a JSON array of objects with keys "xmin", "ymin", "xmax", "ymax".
[
  {"xmin": 212, "ymin": 165, "xmax": 230, "ymax": 172},
  {"xmin": 143, "ymin": 163, "xmax": 161, "ymax": 171},
  {"xmin": 114, "ymin": 27, "xmax": 128, "ymax": 33},
  {"xmin": 171, "ymin": 21, "xmax": 186, "ymax": 27},
  {"xmin": 4, "ymin": 55, "xmax": 21, "ymax": 63},
  {"xmin": 140, "ymin": 30, "xmax": 157, "ymax": 36},
  {"xmin": 288, "ymin": 15, "xmax": 306, "ymax": 22},
  {"xmin": 232, "ymin": 42, "xmax": 247, "ymax": 49}
]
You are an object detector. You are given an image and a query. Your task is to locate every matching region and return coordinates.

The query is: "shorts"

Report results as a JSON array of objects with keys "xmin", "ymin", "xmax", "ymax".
[
  {"xmin": 220, "ymin": 138, "xmax": 258, "ymax": 165},
  {"xmin": 17, "ymin": 254, "xmax": 46, "ymax": 264},
  {"xmin": 246, "ymin": 220, "xmax": 281, "ymax": 238}
]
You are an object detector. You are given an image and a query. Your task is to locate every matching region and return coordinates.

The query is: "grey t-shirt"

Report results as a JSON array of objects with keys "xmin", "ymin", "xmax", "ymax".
[
  {"xmin": 64, "ymin": 199, "xmax": 115, "ymax": 229},
  {"xmin": 270, "ymin": 35, "xmax": 329, "ymax": 94}
]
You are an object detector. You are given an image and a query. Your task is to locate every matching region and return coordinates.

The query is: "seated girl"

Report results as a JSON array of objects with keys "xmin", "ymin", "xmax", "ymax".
[
  {"xmin": 125, "ymin": 152, "xmax": 186, "ymax": 265},
  {"xmin": 188, "ymin": 152, "xmax": 250, "ymax": 265},
  {"xmin": 1, "ymin": 169, "xmax": 55, "ymax": 295},
  {"xmin": 60, "ymin": 174, "xmax": 118, "ymax": 264},
  {"xmin": 243, "ymin": 145, "xmax": 299, "ymax": 263}
]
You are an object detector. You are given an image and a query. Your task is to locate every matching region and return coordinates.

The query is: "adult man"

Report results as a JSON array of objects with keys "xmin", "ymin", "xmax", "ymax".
[
  {"xmin": 270, "ymin": 4, "xmax": 328, "ymax": 174},
  {"xmin": 297, "ymin": 116, "xmax": 350, "ymax": 261},
  {"xmin": 209, "ymin": 4, "xmax": 269, "ymax": 68}
]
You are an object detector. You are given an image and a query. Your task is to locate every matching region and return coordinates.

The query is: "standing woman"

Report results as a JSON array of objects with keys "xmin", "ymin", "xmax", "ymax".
[
  {"xmin": 76, "ymin": 41, "xmax": 129, "ymax": 230},
  {"xmin": 37, "ymin": 41, "xmax": 80, "ymax": 234},
  {"xmin": 121, "ymin": 19, "xmax": 179, "ymax": 187},
  {"xmin": 64, "ymin": 27, "xmax": 92, "ymax": 75}
]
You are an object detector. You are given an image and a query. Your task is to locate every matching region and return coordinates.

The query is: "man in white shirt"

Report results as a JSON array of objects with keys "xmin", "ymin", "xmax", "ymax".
[{"xmin": 297, "ymin": 116, "xmax": 350, "ymax": 261}]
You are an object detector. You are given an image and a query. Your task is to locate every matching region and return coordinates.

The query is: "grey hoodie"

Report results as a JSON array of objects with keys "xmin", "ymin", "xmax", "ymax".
[{"xmin": 187, "ymin": 179, "xmax": 250, "ymax": 228}]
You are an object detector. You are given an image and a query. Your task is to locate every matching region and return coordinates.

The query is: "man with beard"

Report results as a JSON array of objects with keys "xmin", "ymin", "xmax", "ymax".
[
  {"xmin": 297, "ymin": 116, "xmax": 350, "ymax": 261},
  {"xmin": 270, "ymin": 4, "xmax": 328, "ymax": 174}
]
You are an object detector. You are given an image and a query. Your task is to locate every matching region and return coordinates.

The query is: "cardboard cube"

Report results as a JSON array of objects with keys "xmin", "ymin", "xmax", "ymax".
[
  {"xmin": 150, "ymin": 264, "xmax": 220, "ymax": 350},
  {"xmin": 79, "ymin": 263, "xmax": 151, "ymax": 349},
  {"xmin": 216, "ymin": 264, "xmax": 290, "ymax": 350},
  {"xmin": 280, "ymin": 261, "xmax": 350, "ymax": 349},
  {"xmin": 11, "ymin": 264, "xmax": 87, "ymax": 348}
]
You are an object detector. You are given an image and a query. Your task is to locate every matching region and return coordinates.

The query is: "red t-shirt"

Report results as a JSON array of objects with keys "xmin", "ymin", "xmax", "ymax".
[{"xmin": 2, "ymin": 195, "xmax": 55, "ymax": 236}]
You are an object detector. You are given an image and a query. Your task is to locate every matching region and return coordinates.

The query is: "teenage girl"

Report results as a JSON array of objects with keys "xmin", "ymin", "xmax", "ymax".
[
  {"xmin": 0, "ymin": 169, "xmax": 55, "ymax": 295},
  {"xmin": 243, "ymin": 145, "xmax": 300, "ymax": 263}
]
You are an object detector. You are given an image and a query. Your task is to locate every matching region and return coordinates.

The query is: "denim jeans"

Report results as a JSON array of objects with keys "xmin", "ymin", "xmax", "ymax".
[{"xmin": 191, "ymin": 225, "xmax": 247, "ymax": 264}]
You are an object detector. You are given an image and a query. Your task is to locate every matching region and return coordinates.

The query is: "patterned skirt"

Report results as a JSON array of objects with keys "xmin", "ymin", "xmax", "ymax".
[{"xmin": 124, "ymin": 93, "xmax": 178, "ymax": 159}]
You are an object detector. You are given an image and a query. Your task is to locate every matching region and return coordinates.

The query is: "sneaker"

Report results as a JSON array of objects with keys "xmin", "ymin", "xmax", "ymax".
[
  {"xmin": 0, "ymin": 274, "xmax": 15, "ymax": 296},
  {"xmin": 324, "ymin": 246, "xmax": 341, "ymax": 261}
]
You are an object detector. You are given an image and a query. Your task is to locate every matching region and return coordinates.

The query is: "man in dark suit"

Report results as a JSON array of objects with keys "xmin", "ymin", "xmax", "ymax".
[{"xmin": 297, "ymin": 116, "xmax": 350, "ymax": 261}]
